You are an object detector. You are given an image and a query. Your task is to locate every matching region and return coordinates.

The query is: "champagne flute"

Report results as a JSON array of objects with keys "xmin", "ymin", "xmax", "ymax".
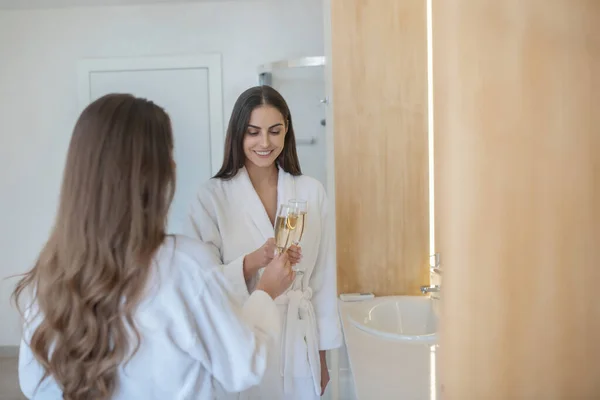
[
  {"xmin": 288, "ymin": 199, "xmax": 307, "ymax": 248},
  {"xmin": 273, "ymin": 204, "xmax": 296, "ymax": 255},
  {"xmin": 288, "ymin": 200, "xmax": 307, "ymax": 291}
]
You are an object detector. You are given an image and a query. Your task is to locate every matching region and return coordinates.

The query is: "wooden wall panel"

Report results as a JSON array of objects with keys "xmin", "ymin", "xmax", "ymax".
[
  {"xmin": 330, "ymin": 0, "xmax": 429, "ymax": 296},
  {"xmin": 434, "ymin": 0, "xmax": 600, "ymax": 398}
]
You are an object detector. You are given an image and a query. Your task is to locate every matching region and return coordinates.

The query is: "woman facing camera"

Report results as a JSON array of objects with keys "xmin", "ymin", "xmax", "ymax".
[
  {"xmin": 13, "ymin": 93, "xmax": 294, "ymax": 400},
  {"xmin": 187, "ymin": 86, "xmax": 343, "ymax": 399}
]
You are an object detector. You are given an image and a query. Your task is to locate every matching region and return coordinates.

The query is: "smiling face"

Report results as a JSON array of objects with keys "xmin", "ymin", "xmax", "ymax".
[
  {"xmin": 243, "ymin": 105, "xmax": 287, "ymax": 170},
  {"xmin": 214, "ymin": 86, "xmax": 303, "ymax": 180}
]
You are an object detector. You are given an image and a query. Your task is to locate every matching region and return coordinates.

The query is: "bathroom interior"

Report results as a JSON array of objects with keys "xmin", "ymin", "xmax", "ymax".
[{"xmin": 0, "ymin": 0, "xmax": 598, "ymax": 399}]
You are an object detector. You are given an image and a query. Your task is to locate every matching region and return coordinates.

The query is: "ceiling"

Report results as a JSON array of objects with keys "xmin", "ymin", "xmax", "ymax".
[{"xmin": 0, "ymin": 0, "xmax": 257, "ymax": 9}]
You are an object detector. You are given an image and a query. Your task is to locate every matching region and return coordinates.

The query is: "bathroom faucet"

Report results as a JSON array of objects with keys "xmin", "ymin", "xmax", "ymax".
[
  {"xmin": 420, "ymin": 285, "xmax": 440, "ymax": 294},
  {"xmin": 421, "ymin": 253, "xmax": 442, "ymax": 295}
]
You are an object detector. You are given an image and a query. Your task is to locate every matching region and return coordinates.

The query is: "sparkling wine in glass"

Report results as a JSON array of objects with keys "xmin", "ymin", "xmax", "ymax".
[
  {"xmin": 287, "ymin": 199, "xmax": 307, "ymax": 288},
  {"xmin": 273, "ymin": 204, "xmax": 295, "ymax": 255},
  {"xmin": 288, "ymin": 199, "xmax": 307, "ymax": 247}
]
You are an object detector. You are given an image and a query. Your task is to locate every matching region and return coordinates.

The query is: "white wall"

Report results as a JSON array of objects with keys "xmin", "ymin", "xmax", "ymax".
[{"xmin": 0, "ymin": 0, "xmax": 324, "ymax": 346}]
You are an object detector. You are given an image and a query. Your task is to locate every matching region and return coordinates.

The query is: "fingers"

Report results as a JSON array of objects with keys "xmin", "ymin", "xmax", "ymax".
[
  {"xmin": 281, "ymin": 257, "xmax": 293, "ymax": 275},
  {"xmin": 286, "ymin": 246, "xmax": 300, "ymax": 257},
  {"xmin": 288, "ymin": 244, "xmax": 302, "ymax": 254},
  {"xmin": 266, "ymin": 251, "xmax": 288, "ymax": 269},
  {"xmin": 264, "ymin": 238, "xmax": 277, "ymax": 260},
  {"xmin": 286, "ymin": 245, "xmax": 302, "ymax": 265},
  {"xmin": 276, "ymin": 251, "xmax": 290, "ymax": 264},
  {"xmin": 321, "ymin": 377, "xmax": 330, "ymax": 396}
]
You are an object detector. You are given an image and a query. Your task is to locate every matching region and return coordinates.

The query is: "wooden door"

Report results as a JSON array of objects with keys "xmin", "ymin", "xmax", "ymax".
[{"xmin": 434, "ymin": 1, "xmax": 600, "ymax": 397}]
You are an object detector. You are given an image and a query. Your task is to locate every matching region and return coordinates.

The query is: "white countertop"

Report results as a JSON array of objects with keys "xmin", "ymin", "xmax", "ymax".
[{"xmin": 338, "ymin": 298, "xmax": 440, "ymax": 400}]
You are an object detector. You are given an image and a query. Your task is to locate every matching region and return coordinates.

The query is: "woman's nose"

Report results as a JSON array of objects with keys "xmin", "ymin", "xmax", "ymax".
[{"xmin": 260, "ymin": 131, "xmax": 270, "ymax": 147}]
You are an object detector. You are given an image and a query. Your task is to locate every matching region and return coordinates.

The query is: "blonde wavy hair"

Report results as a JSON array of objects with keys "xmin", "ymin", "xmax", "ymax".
[{"xmin": 12, "ymin": 93, "xmax": 176, "ymax": 399}]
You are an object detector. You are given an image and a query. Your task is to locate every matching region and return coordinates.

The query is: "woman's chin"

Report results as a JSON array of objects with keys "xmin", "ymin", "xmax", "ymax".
[{"xmin": 247, "ymin": 156, "xmax": 277, "ymax": 169}]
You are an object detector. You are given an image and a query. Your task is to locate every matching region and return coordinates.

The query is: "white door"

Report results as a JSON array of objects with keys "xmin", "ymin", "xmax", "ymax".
[{"xmin": 77, "ymin": 55, "xmax": 224, "ymax": 235}]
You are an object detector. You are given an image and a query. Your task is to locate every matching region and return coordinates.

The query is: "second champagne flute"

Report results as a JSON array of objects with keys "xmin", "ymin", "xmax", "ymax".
[
  {"xmin": 288, "ymin": 199, "xmax": 307, "ymax": 249},
  {"xmin": 287, "ymin": 200, "xmax": 307, "ymax": 292},
  {"xmin": 273, "ymin": 204, "xmax": 295, "ymax": 255}
]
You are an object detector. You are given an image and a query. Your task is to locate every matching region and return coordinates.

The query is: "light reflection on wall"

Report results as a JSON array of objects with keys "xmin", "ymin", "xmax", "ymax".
[
  {"xmin": 427, "ymin": 0, "xmax": 435, "ymax": 257},
  {"xmin": 430, "ymin": 344, "xmax": 438, "ymax": 400}
]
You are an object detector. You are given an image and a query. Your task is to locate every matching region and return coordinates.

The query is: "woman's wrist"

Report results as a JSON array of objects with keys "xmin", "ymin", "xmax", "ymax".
[
  {"xmin": 243, "ymin": 251, "xmax": 259, "ymax": 280},
  {"xmin": 319, "ymin": 351, "xmax": 328, "ymax": 367}
]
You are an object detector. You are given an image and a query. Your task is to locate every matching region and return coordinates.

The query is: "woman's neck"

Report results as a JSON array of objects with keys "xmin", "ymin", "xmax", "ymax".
[{"xmin": 246, "ymin": 162, "xmax": 278, "ymax": 189}]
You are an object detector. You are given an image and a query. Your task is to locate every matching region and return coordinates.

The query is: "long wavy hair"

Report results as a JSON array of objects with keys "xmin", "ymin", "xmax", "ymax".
[
  {"xmin": 12, "ymin": 93, "xmax": 176, "ymax": 399},
  {"xmin": 213, "ymin": 85, "xmax": 302, "ymax": 180}
]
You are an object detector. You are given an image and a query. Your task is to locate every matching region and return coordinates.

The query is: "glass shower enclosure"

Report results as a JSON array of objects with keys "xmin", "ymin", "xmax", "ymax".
[{"xmin": 258, "ymin": 56, "xmax": 328, "ymax": 188}]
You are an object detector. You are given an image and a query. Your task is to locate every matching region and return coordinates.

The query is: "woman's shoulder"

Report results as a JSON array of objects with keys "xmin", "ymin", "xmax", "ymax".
[
  {"xmin": 192, "ymin": 178, "xmax": 230, "ymax": 211},
  {"xmin": 197, "ymin": 177, "xmax": 224, "ymax": 196},
  {"xmin": 155, "ymin": 235, "xmax": 222, "ymax": 284},
  {"xmin": 294, "ymin": 174, "xmax": 327, "ymax": 202},
  {"xmin": 197, "ymin": 175, "xmax": 244, "ymax": 199},
  {"xmin": 295, "ymin": 174, "xmax": 323, "ymax": 188},
  {"xmin": 288, "ymin": 170, "xmax": 323, "ymax": 191}
]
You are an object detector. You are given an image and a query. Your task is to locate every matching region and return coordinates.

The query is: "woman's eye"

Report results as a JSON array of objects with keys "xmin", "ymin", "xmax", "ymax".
[
  {"xmin": 270, "ymin": 130, "xmax": 281, "ymax": 135},
  {"xmin": 247, "ymin": 131, "xmax": 260, "ymax": 136}
]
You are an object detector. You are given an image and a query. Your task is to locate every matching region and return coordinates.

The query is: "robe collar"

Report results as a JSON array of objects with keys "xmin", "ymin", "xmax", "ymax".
[{"xmin": 235, "ymin": 165, "xmax": 297, "ymax": 242}]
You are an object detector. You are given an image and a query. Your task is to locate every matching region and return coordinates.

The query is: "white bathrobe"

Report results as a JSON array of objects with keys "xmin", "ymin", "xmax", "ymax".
[
  {"xmin": 18, "ymin": 236, "xmax": 281, "ymax": 400},
  {"xmin": 187, "ymin": 166, "xmax": 343, "ymax": 400}
]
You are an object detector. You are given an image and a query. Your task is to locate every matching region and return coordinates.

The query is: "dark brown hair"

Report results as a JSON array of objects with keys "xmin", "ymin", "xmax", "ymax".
[
  {"xmin": 12, "ymin": 93, "xmax": 175, "ymax": 400},
  {"xmin": 214, "ymin": 85, "xmax": 302, "ymax": 180}
]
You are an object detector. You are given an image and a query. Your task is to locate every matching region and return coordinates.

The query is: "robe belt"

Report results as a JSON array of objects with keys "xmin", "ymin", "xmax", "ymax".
[{"xmin": 274, "ymin": 288, "xmax": 321, "ymax": 396}]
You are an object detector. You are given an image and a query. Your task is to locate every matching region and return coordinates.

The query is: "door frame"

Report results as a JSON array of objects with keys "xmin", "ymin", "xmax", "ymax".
[{"xmin": 77, "ymin": 54, "xmax": 225, "ymax": 175}]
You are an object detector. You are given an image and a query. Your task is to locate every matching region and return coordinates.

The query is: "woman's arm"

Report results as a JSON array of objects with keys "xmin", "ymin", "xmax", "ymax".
[
  {"xmin": 183, "ymin": 268, "xmax": 281, "ymax": 393},
  {"xmin": 186, "ymin": 187, "xmax": 260, "ymax": 302}
]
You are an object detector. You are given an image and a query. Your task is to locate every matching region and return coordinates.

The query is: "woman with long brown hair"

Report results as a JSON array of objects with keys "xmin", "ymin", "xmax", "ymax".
[
  {"xmin": 187, "ymin": 86, "xmax": 342, "ymax": 399},
  {"xmin": 13, "ymin": 93, "xmax": 294, "ymax": 400}
]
